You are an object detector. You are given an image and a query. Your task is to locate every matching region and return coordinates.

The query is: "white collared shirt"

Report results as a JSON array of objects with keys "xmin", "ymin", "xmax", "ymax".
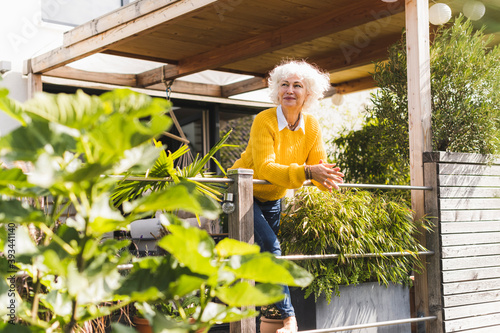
[{"xmin": 276, "ymin": 105, "xmax": 305, "ymax": 133}]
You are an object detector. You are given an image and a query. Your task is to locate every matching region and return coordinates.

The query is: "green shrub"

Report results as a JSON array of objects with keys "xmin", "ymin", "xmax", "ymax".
[
  {"xmin": 331, "ymin": 16, "xmax": 500, "ymax": 185},
  {"xmin": 280, "ymin": 188, "xmax": 431, "ymax": 304}
]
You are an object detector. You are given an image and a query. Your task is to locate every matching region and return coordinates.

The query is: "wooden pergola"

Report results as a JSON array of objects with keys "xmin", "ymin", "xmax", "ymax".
[
  {"xmin": 26, "ymin": 0, "xmax": 411, "ymax": 96},
  {"xmin": 24, "ymin": 1, "xmax": 470, "ymax": 332}
]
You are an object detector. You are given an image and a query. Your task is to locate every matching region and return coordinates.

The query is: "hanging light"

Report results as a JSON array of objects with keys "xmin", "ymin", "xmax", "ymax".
[
  {"xmin": 331, "ymin": 93, "xmax": 344, "ymax": 106},
  {"xmin": 429, "ymin": 3, "xmax": 452, "ymax": 25},
  {"xmin": 463, "ymin": 1, "xmax": 485, "ymax": 21}
]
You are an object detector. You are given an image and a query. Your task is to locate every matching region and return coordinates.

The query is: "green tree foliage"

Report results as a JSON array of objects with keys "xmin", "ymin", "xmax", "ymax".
[{"xmin": 331, "ymin": 17, "xmax": 500, "ymax": 185}]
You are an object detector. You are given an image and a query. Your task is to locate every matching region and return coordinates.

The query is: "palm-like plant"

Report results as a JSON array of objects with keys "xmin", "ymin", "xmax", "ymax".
[{"xmin": 111, "ymin": 130, "xmax": 235, "ymax": 213}]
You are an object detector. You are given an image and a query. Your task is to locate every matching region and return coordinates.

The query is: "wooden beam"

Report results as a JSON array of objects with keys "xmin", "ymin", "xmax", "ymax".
[
  {"xmin": 312, "ymin": 34, "xmax": 400, "ymax": 73},
  {"xmin": 45, "ymin": 66, "xmax": 137, "ymax": 87},
  {"xmin": 405, "ymin": 0, "xmax": 433, "ymax": 332},
  {"xmin": 44, "ymin": 65, "xmax": 223, "ymax": 98},
  {"xmin": 63, "ymin": 0, "xmax": 180, "ymax": 46},
  {"xmin": 136, "ymin": 65, "xmax": 180, "ymax": 87},
  {"xmin": 29, "ymin": 0, "xmax": 217, "ymax": 74},
  {"xmin": 148, "ymin": 81, "xmax": 222, "ymax": 97},
  {"xmin": 331, "ymin": 76, "xmax": 377, "ymax": 95},
  {"xmin": 102, "ymin": 49, "xmax": 179, "ymax": 65},
  {"xmin": 221, "ymin": 77, "xmax": 267, "ymax": 98},
  {"xmin": 168, "ymin": 0, "xmax": 404, "ymax": 79}
]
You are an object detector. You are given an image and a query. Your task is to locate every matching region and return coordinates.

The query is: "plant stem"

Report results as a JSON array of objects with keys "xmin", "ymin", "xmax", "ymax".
[
  {"xmin": 31, "ymin": 270, "xmax": 41, "ymax": 322},
  {"xmin": 65, "ymin": 299, "xmax": 78, "ymax": 333},
  {"xmin": 175, "ymin": 299, "xmax": 187, "ymax": 320}
]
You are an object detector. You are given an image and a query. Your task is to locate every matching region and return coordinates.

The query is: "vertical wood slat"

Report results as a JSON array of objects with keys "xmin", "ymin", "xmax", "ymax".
[
  {"xmin": 227, "ymin": 168, "xmax": 255, "ymax": 333},
  {"xmin": 405, "ymin": 1, "xmax": 433, "ymax": 332}
]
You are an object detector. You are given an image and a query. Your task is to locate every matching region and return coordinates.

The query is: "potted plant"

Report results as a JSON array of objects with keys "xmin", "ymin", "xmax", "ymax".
[
  {"xmin": 279, "ymin": 187, "xmax": 431, "ymax": 331},
  {"xmin": 259, "ymin": 304, "xmax": 282, "ymax": 333}
]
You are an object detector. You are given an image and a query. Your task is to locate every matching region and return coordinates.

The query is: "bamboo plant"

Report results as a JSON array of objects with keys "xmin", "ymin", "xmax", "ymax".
[{"xmin": 280, "ymin": 187, "xmax": 432, "ymax": 304}]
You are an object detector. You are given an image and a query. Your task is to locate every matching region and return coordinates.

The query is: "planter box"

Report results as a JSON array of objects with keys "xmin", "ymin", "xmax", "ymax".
[{"xmin": 291, "ymin": 282, "xmax": 411, "ymax": 333}]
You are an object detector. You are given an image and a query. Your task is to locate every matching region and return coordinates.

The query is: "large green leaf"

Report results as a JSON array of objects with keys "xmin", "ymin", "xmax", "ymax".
[
  {"xmin": 0, "ymin": 118, "xmax": 76, "ymax": 162},
  {"xmin": 0, "ymin": 275, "xmax": 12, "ymax": 318},
  {"xmin": 198, "ymin": 302, "xmax": 258, "ymax": 324},
  {"xmin": 215, "ymin": 238, "xmax": 260, "ymax": 257},
  {"xmin": 65, "ymin": 260, "xmax": 122, "ymax": 304},
  {"xmin": 0, "ymin": 322, "xmax": 32, "ymax": 333},
  {"xmin": 0, "ymin": 200, "xmax": 46, "ymax": 224},
  {"xmin": 110, "ymin": 323, "xmax": 139, "ymax": 333},
  {"xmin": 127, "ymin": 182, "xmax": 220, "ymax": 220},
  {"xmin": 229, "ymin": 252, "xmax": 313, "ymax": 287},
  {"xmin": 23, "ymin": 90, "xmax": 104, "ymax": 129},
  {"xmin": 158, "ymin": 225, "xmax": 217, "ymax": 277},
  {"xmin": 88, "ymin": 113, "xmax": 170, "ymax": 165},
  {"xmin": 0, "ymin": 88, "xmax": 27, "ymax": 126},
  {"xmin": 0, "ymin": 168, "xmax": 47, "ymax": 197},
  {"xmin": 87, "ymin": 193, "xmax": 128, "ymax": 234},
  {"xmin": 99, "ymin": 89, "xmax": 170, "ymax": 119},
  {"xmin": 41, "ymin": 290, "xmax": 73, "ymax": 318},
  {"xmin": 215, "ymin": 282, "xmax": 284, "ymax": 307},
  {"xmin": 116, "ymin": 256, "xmax": 204, "ymax": 302}
]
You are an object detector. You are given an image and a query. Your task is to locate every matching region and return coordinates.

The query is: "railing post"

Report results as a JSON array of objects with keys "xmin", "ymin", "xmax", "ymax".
[{"xmin": 227, "ymin": 168, "xmax": 255, "ymax": 333}]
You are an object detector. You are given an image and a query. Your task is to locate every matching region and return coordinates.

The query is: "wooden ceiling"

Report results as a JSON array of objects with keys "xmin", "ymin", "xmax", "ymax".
[{"xmin": 26, "ymin": 0, "xmax": 498, "ymax": 100}]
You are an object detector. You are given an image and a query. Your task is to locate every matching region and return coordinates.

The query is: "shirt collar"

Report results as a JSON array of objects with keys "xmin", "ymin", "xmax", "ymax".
[{"xmin": 277, "ymin": 105, "xmax": 305, "ymax": 133}]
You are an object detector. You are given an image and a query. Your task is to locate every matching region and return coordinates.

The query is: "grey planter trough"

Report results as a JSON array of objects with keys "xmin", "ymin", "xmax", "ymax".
[{"xmin": 291, "ymin": 282, "xmax": 411, "ymax": 333}]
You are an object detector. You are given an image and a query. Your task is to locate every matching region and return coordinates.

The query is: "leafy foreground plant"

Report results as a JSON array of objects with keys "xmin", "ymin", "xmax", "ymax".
[
  {"xmin": 0, "ymin": 88, "xmax": 312, "ymax": 333},
  {"xmin": 280, "ymin": 188, "xmax": 432, "ymax": 304}
]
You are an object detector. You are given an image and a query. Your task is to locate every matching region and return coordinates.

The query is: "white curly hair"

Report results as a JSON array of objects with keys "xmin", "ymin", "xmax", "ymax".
[{"xmin": 268, "ymin": 60, "xmax": 331, "ymax": 111}]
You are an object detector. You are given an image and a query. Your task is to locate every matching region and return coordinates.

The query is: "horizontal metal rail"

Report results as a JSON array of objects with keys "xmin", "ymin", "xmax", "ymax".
[
  {"xmin": 109, "ymin": 175, "xmax": 431, "ymax": 190},
  {"xmin": 254, "ymin": 179, "xmax": 432, "ymax": 190},
  {"xmin": 298, "ymin": 316, "xmax": 436, "ymax": 333},
  {"xmin": 106, "ymin": 175, "xmax": 234, "ymax": 184},
  {"xmin": 277, "ymin": 251, "xmax": 434, "ymax": 261},
  {"xmin": 108, "ymin": 251, "xmax": 434, "ymax": 272}
]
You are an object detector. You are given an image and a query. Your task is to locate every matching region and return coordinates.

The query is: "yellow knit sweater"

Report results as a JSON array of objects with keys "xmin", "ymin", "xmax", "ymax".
[{"xmin": 230, "ymin": 107, "xmax": 327, "ymax": 202}]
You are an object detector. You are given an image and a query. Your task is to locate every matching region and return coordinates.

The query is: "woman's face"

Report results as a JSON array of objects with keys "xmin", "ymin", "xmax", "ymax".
[{"xmin": 278, "ymin": 74, "xmax": 308, "ymax": 110}]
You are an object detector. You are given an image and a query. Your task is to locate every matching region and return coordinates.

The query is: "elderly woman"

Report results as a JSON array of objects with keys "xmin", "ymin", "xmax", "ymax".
[{"xmin": 230, "ymin": 60, "xmax": 344, "ymax": 333}]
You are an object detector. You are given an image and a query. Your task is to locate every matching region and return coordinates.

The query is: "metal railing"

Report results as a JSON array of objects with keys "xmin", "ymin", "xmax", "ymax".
[{"xmin": 110, "ymin": 171, "xmax": 437, "ymax": 332}]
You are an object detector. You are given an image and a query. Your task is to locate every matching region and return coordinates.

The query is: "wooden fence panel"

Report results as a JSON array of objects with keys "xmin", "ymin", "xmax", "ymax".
[
  {"xmin": 443, "ymin": 290, "xmax": 500, "ymax": 307},
  {"xmin": 440, "ymin": 210, "xmax": 500, "ymax": 222},
  {"xmin": 423, "ymin": 152, "xmax": 500, "ymax": 332},
  {"xmin": 443, "ymin": 301, "xmax": 500, "ymax": 320},
  {"xmin": 442, "ymin": 244, "xmax": 500, "ymax": 258},
  {"xmin": 442, "ymin": 267, "xmax": 500, "ymax": 283}
]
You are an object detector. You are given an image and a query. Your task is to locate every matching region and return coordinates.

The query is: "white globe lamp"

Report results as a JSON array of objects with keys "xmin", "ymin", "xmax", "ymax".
[
  {"xmin": 429, "ymin": 3, "xmax": 452, "ymax": 25},
  {"xmin": 331, "ymin": 93, "xmax": 344, "ymax": 106},
  {"xmin": 463, "ymin": 1, "xmax": 485, "ymax": 21}
]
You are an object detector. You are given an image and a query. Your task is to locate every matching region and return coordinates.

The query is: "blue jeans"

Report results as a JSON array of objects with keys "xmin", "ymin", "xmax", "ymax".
[{"xmin": 254, "ymin": 198, "xmax": 295, "ymax": 319}]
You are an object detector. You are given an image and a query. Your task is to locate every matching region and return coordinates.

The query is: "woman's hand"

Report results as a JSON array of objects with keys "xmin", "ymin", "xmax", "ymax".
[{"xmin": 309, "ymin": 160, "xmax": 344, "ymax": 191}]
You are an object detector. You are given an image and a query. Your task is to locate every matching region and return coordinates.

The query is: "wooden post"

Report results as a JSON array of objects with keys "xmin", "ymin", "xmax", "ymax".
[
  {"xmin": 24, "ymin": 60, "xmax": 43, "ymax": 98},
  {"xmin": 423, "ymin": 153, "xmax": 444, "ymax": 333},
  {"xmin": 227, "ymin": 168, "xmax": 255, "ymax": 333},
  {"xmin": 405, "ymin": 1, "xmax": 433, "ymax": 332}
]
